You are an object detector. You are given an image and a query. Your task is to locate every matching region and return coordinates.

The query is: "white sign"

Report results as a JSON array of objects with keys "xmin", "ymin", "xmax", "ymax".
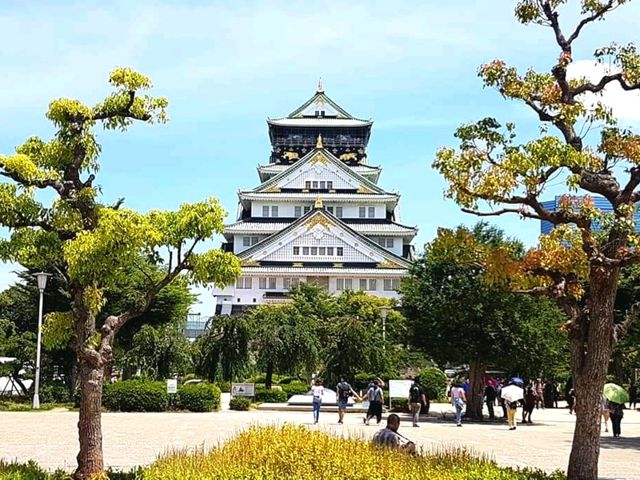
[
  {"xmin": 389, "ymin": 380, "xmax": 413, "ymax": 399},
  {"xmin": 231, "ymin": 382, "xmax": 255, "ymax": 397},
  {"xmin": 166, "ymin": 379, "xmax": 178, "ymax": 394}
]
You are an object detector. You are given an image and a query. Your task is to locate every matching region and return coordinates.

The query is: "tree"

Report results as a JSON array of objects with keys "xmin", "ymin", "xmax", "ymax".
[
  {"xmin": 432, "ymin": 2, "xmax": 640, "ymax": 477},
  {"xmin": 0, "ymin": 69, "xmax": 240, "ymax": 479},
  {"xmin": 249, "ymin": 303, "xmax": 319, "ymax": 389},
  {"xmin": 401, "ymin": 223, "xmax": 567, "ymax": 418},
  {"xmin": 194, "ymin": 314, "xmax": 253, "ymax": 382}
]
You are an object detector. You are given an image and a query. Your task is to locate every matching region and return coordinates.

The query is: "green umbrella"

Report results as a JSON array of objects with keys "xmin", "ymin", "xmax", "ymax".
[{"xmin": 603, "ymin": 383, "xmax": 629, "ymax": 404}]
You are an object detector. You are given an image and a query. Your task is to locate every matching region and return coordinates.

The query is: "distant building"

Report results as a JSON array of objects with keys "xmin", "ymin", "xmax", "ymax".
[
  {"xmin": 211, "ymin": 82, "xmax": 418, "ymax": 315},
  {"xmin": 540, "ymin": 195, "xmax": 640, "ymax": 234},
  {"xmin": 183, "ymin": 313, "xmax": 208, "ymax": 341}
]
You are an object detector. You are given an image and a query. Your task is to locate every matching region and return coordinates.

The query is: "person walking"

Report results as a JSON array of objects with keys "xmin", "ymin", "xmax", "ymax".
[
  {"xmin": 523, "ymin": 387, "xmax": 536, "ymax": 424},
  {"xmin": 601, "ymin": 395, "xmax": 610, "ymax": 433},
  {"xmin": 534, "ymin": 378, "xmax": 544, "ymax": 409},
  {"xmin": 364, "ymin": 379, "xmax": 384, "ymax": 425},
  {"xmin": 629, "ymin": 384, "xmax": 637, "ymax": 410},
  {"xmin": 449, "ymin": 381, "xmax": 466, "ymax": 427},
  {"xmin": 408, "ymin": 379, "xmax": 426, "ymax": 427},
  {"xmin": 608, "ymin": 400, "xmax": 624, "ymax": 438},
  {"xmin": 484, "ymin": 383, "xmax": 497, "ymax": 420},
  {"xmin": 336, "ymin": 377, "xmax": 358, "ymax": 424},
  {"xmin": 311, "ymin": 378, "xmax": 324, "ymax": 424},
  {"xmin": 567, "ymin": 387, "xmax": 576, "ymax": 415}
]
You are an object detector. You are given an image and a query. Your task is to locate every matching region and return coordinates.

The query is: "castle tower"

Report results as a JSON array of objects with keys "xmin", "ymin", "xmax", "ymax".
[{"xmin": 212, "ymin": 85, "xmax": 417, "ymax": 315}]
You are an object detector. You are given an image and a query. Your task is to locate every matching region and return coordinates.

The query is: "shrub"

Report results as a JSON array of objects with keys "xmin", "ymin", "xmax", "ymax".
[
  {"xmin": 103, "ymin": 380, "xmax": 168, "ymax": 412},
  {"xmin": 353, "ymin": 372, "xmax": 375, "ymax": 391},
  {"xmin": 254, "ymin": 388, "xmax": 287, "ymax": 403},
  {"xmin": 144, "ymin": 425, "xmax": 566, "ymax": 480},
  {"xmin": 418, "ymin": 367, "xmax": 448, "ymax": 401},
  {"xmin": 229, "ymin": 397, "xmax": 251, "ymax": 411},
  {"xmin": 39, "ymin": 382, "xmax": 71, "ymax": 404},
  {"xmin": 177, "ymin": 383, "xmax": 221, "ymax": 412},
  {"xmin": 280, "ymin": 382, "xmax": 309, "ymax": 396},
  {"xmin": 216, "ymin": 380, "xmax": 231, "ymax": 393},
  {"xmin": 390, "ymin": 398, "xmax": 410, "ymax": 413}
]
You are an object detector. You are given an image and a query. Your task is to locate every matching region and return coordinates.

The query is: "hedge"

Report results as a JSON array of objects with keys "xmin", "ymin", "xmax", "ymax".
[
  {"xmin": 254, "ymin": 388, "xmax": 288, "ymax": 403},
  {"xmin": 103, "ymin": 379, "xmax": 168, "ymax": 412},
  {"xmin": 177, "ymin": 383, "xmax": 221, "ymax": 412},
  {"xmin": 39, "ymin": 382, "xmax": 71, "ymax": 404},
  {"xmin": 229, "ymin": 397, "xmax": 251, "ymax": 411},
  {"xmin": 280, "ymin": 382, "xmax": 309, "ymax": 396},
  {"xmin": 390, "ymin": 398, "xmax": 410, "ymax": 413}
]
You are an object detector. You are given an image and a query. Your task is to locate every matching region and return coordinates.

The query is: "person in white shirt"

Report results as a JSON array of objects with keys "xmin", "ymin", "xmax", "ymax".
[
  {"xmin": 311, "ymin": 378, "xmax": 324, "ymax": 424},
  {"xmin": 449, "ymin": 382, "xmax": 466, "ymax": 427}
]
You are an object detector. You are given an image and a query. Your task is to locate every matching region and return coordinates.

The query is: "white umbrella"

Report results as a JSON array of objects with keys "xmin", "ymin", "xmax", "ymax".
[{"xmin": 501, "ymin": 385, "xmax": 524, "ymax": 403}]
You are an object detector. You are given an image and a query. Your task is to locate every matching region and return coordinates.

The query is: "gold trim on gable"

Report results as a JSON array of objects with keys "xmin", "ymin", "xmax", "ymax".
[
  {"xmin": 333, "ymin": 262, "xmax": 343, "ymax": 268},
  {"xmin": 310, "ymin": 152, "xmax": 329, "ymax": 165},
  {"xmin": 293, "ymin": 262, "xmax": 303, "ymax": 268},
  {"xmin": 377, "ymin": 260, "xmax": 400, "ymax": 269},
  {"xmin": 357, "ymin": 186, "xmax": 374, "ymax": 194},
  {"xmin": 305, "ymin": 215, "xmax": 333, "ymax": 230},
  {"xmin": 241, "ymin": 259, "xmax": 261, "ymax": 267},
  {"xmin": 264, "ymin": 186, "xmax": 281, "ymax": 193}
]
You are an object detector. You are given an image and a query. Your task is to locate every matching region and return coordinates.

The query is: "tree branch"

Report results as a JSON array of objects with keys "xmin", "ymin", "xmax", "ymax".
[
  {"xmin": 613, "ymin": 302, "xmax": 640, "ymax": 343},
  {"xmin": 572, "ymin": 72, "xmax": 640, "ymax": 96},
  {"xmin": 566, "ymin": 1, "xmax": 615, "ymax": 45}
]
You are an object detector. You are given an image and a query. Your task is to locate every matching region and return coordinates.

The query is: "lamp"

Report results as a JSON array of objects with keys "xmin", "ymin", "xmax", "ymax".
[{"xmin": 32, "ymin": 272, "xmax": 51, "ymax": 409}]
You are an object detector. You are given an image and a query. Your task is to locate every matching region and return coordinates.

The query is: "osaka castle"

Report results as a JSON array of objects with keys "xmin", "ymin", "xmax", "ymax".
[{"xmin": 211, "ymin": 82, "xmax": 418, "ymax": 315}]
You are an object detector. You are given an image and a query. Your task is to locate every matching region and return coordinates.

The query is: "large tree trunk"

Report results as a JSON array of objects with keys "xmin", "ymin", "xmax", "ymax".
[
  {"xmin": 566, "ymin": 267, "xmax": 617, "ymax": 480},
  {"xmin": 265, "ymin": 362, "xmax": 274, "ymax": 390},
  {"xmin": 467, "ymin": 360, "xmax": 486, "ymax": 420},
  {"xmin": 75, "ymin": 357, "xmax": 105, "ymax": 480}
]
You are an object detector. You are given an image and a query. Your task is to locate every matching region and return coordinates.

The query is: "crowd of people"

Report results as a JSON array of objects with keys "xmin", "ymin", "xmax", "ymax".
[{"xmin": 306, "ymin": 375, "xmax": 637, "ymax": 453}]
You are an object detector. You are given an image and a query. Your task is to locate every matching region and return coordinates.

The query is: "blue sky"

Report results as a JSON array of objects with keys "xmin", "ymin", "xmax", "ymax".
[{"xmin": 1, "ymin": 1, "xmax": 640, "ymax": 314}]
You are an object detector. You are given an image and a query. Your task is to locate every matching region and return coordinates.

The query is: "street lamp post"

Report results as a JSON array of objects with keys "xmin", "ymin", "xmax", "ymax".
[
  {"xmin": 379, "ymin": 306, "xmax": 389, "ymax": 353},
  {"xmin": 32, "ymin": 272, "xmax": 51, "ymax": 409}
]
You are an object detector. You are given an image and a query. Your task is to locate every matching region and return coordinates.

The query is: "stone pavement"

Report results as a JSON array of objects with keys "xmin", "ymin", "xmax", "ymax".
[{"xmin": 0, "ymin": 403, "xmax": 638, "ymax": 479}]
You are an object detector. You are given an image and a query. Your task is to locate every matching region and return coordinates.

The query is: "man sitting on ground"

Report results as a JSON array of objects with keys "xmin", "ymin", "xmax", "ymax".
[{"xmin": 372, "ymin": 414, "xmax": 416, "ymax": 454}]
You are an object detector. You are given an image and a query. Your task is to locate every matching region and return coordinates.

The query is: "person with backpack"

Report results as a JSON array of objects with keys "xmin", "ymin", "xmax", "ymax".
[
  {"xmin": 408, "ymin": 379, "xmax": 426, "ymax": 427},
  {"xmin": 336, "ymin": 377, "xmax": 359, "ymax": 424},
  {"xmin": 364, "ymin": 379, "xmax": 384, "ymax": 425}
]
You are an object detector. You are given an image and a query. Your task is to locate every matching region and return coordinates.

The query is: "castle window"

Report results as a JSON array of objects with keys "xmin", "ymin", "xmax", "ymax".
[
  {"xmin": 311, "ymin": 247, "xmax": 318, "ymax": 255},
  {"xmin": 359, "ymin": 207, "xmax": 366, "ymax": 218},
  {"xmin": 236, "ymin": 277, "xmax": 252, "ymax": 289},
  {"xmin": 327, "ymin": 181, "xmax": 333, "ymax": 189},
  {"xmin": 271, "ymin": 206, "xmax": 279, "ymax": 217},
  {"xmin": 368, "ymin": 207, "xmax": 375, "ymax": 218},
  {"xmin": 384, "ymin": 279, "xmax": 401, "ymax": 291},
  {"xmin": 335, "ymin": 207, "xmax": 343, "ymax": 218},
  {"xmin": 327, "ymin": 247, "xmax": 334, "ymax": 255},
  {"xmin": 293, "ymin": 246, "xmax": 300, "ymax": 255},
  {"xmin": 262, "ymin": 206, "xmax": 269, "ymax": 217},
  {"xmin": 319, "ymin": 247, "xmax": 326, "ymax": 255},
  {"xmin": 336, "ymin": 247, "xmax": 344, "ymax": 256},
  {"xmin": 304, "ymin": 206, "xmax": 311, "ymax": 214},
  {"xmin": 305, "ymin": 181, "xmax": 311, "ymax": 189},
  {"xmin": 294, "ymin": 206, "xmax": 302, "ymax": 217}
]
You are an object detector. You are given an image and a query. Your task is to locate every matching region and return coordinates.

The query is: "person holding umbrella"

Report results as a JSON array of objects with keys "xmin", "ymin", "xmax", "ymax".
[
  {"xmin": 604, "ymin": 383, "xmax": 629, "ymax": 438},
  {"xmin": 501, "ymin": 380, "xmax": 524, "ymax": 431}
]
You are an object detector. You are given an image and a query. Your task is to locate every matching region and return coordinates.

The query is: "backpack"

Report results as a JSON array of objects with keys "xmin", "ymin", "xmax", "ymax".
[
  {"xmin": 338, "ymin": 382, "xmax": 352, "ymax": 401},
  {"xmin": 409, "ymin": 385, "xmax": 421, "ymax": 403}
]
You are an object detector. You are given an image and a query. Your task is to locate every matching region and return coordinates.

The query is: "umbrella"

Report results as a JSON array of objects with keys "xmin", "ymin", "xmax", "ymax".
[
  {"xmin": 501, "ymin": 385, "xmax": 524, "ymax": 403},
  {"xmin": 485, "ymin": 378, "xmax": 498, "ymax": 387},
  {"xmin": 510, "ymin": 377, "xmax": 524, "ymax": 386},
  {"xmin": 603, "ymin": 383, "xmax": 629, "ymax": 404}
]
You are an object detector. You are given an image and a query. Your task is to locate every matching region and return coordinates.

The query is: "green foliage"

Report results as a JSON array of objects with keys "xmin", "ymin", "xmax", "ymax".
[
  {"xmin": 390, "ymin": 397, "xmax": 410, "ymax": 413},
  {"xmin": 279, "ymin": 382, "xmax": 310, "ymax": 396},
  {"xmin": 121, "ymin": 324, "xmax": 193, "ymax": 380},
  {"xmin": 402, "ymin": 223, "xmax": 568, "ymax": 379},
  {"xmin": 103, "ymin": 379, "xmax": 168, "ymax": 412},
  {"xmin": 215, "ymin": 381, "xmax": 231, "ymax": 393},
  {"xmin": 254, "ymin": 388, "xmax": 288, "ymax": 403},
  {"xmin": 229, "ymin": 396, "xmax": 251, "ymax": 411},
  {"xmin": 39, "ymin": 382, "xmax": 71, "ymax": 404},
  {"xmin": 143, "ymin": 425, "xmax": 566, "ymax": 480},
  {"xmin": 41, "ymin": 312, "xmax": 73, "ymax": 350},
  {"xmin": 418, "ymin": 367, "xmax": 448, "ymax": 401},
  {"xmin": 194, "ymin": 314, "xmax": 252, "ymax": 382},
  {"xmin": 0, "ymin": 460, "xmax": 69, "ymax": 479},
  {"xmin": 176, "ymin": 383, "xmax": 221, "ymax": 412}
]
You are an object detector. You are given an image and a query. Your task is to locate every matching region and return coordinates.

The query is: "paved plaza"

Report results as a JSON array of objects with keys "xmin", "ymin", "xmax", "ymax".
[{"xmin": 0, "ymin": 403, "xmax": 638, "ymax": 479}]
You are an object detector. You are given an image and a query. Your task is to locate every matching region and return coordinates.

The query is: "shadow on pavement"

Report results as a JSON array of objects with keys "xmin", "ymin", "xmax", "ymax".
[{"xmin": 600, "ymin": 436, "xmax": 640, "ymax": 450}]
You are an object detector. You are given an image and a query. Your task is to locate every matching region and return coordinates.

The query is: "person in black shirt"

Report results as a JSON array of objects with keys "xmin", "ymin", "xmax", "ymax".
[
  {"xmin": 408, "ymin": 380, "xmax": 426, "ymax": 427},
  {"xmin": 484, "ymin": 384, "xmax": 497, "ymax": 419}
]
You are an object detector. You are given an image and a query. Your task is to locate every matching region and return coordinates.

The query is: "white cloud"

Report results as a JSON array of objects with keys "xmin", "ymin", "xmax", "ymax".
[{"xmin": 568, "ymin": 60, "xmax": 640, "ymax": 123}]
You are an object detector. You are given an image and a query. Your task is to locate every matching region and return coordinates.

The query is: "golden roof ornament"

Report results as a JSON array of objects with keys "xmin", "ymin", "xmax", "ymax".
[
  {"xmin": 316, "ymin": 134, "xmax": 323, "ymax": 149},
  {"xmin": 314, "ymin": 196, "xmax": 324, "ymax": 209},
  {"xmin": 317, "ymin": 77, "xmax": 324, "ymax": 93}
]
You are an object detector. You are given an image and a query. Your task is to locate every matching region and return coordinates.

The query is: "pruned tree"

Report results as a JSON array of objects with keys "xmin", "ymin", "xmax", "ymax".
[
  {"xmin": 0, "ymin": 68, "xmax": 241, "ymax": 479},
  {"xmin": 432, "ymin": 1, "xmax": 639, "ymax": 478}
]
